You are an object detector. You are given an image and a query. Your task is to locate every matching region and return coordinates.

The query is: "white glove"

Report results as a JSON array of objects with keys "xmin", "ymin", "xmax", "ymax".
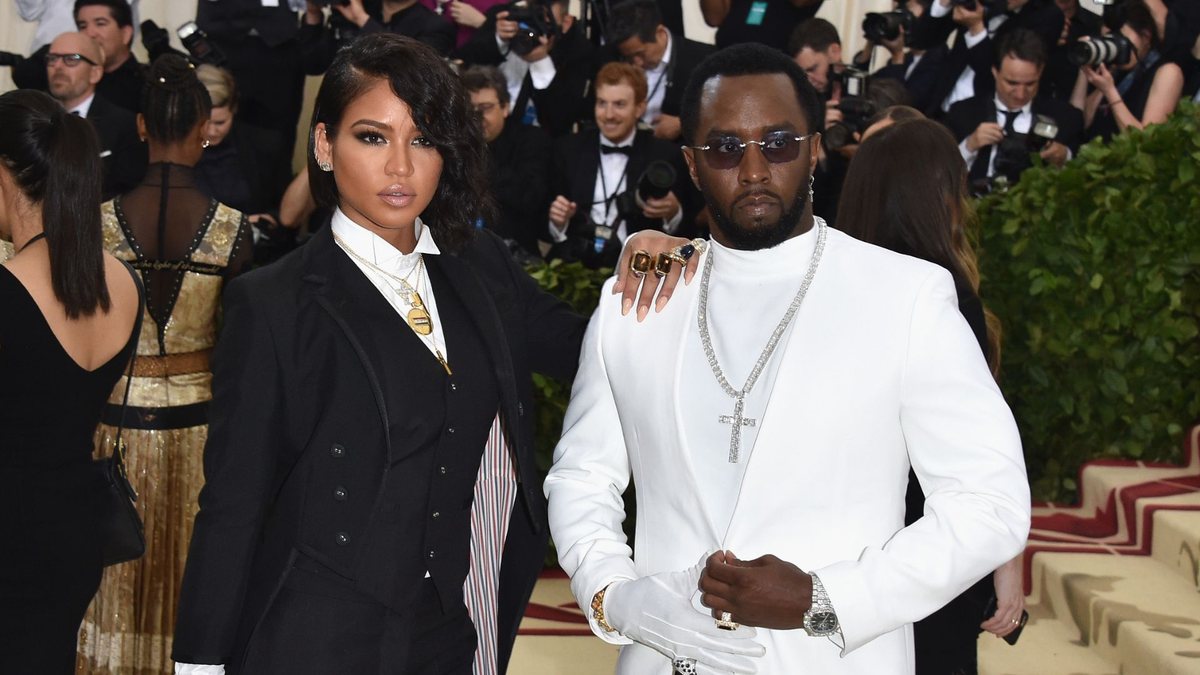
[{"xmin": 605, "ymin": 560, "xmax": 766, "ymax": 674}]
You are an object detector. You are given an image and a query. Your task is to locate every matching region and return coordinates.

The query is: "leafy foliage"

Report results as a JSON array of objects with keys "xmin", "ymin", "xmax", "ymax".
[
  {"xmin": 976, "ymin": 102, "xmax": 1200, "ymax": 501},
  {"xmin": 523, "ymin": 259, "xmax": 612, "ymax": 474}
]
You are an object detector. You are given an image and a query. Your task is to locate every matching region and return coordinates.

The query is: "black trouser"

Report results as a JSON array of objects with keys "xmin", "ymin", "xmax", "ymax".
[{"xmin": 236, "ymin": 556, "xmax": 477, "ymax": 675}]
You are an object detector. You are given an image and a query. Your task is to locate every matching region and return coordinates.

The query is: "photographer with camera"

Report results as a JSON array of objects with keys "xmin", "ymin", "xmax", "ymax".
[
  {"xmin": 922, "ymin": 0, "xmax": 1064, "ymax": 115},
  {"xmin": 947, "ymin": 29, "xmax": 1082, "ymax": 190},
  {"xmin": 454, "ymin": 0, "xmax": 596, "ymax": 138},
  {"xmin": 602, "ymin": 0, "xmax": 714, "ymax": 142},
  {"xmin": 299, "ymin": 0, "xmax": 456, "ymax": 73},
  {"xmin": 853, "ymin": 1, "xmax": 950, "ymax": 116},
  {"xmin": 1071, "ymin": 0, "xmax": 1184, "ymax": 142},
  {"xmin": 545, "ymin": 62, "xmax": 694, "ymax": 269}
]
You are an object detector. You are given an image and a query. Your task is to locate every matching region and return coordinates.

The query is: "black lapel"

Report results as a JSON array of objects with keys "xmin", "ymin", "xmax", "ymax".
[
  {"xmin": 576, "ymin": 134, "xmax": 602, "ymax": 206},
  {"xmin": 424, "ymin": 250, "xmax": 520, "ymax": 439},
  {"xmin": 301, "ymin": 228, "xmax": 393, "ymax": 458}
]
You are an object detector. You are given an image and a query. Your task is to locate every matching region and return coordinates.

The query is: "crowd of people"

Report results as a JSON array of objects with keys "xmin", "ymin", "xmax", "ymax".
[{"xmin": 0, "ymin": 0, "xmax": 1193, "ymax": 673}]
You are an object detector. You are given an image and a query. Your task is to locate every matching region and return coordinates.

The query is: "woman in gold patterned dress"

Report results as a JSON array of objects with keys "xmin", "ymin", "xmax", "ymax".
[{"xmin": 77, "ymin": 55, "xmax": 252, "ymax": 675}]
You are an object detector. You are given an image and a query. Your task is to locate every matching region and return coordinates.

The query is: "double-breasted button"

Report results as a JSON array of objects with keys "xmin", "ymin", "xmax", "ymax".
[
  {"xmin": 335, "ymin": 532, "xmax": 350, "ymax": 546},
  {"xmin": 450, "ymin": 383, "xmax": 458, "ymax": 392},
  {"xmin": 330, "ymin": 443, "xmax": 346, "ymax": 458},
  {"xmin": 333, "ymin": 486, "xmax": 348, "ymax": 501},
  {"xmin": 518, "ymin": 403, "xmax": 525, "ymax": 417},
  {"xmin": 432, "ymin": 511, "xmax": 441, "ymax": 520},
  {"xmin": 447, "ymin": 426, "xmax": 456, "ymax": 435},
  {"xmin": 439, "ymin": 466, "xmax": 447, "ymax": 475},
  {"xmin": 427, "ymin": 549, "xmax": 436, "ymax": 559}
]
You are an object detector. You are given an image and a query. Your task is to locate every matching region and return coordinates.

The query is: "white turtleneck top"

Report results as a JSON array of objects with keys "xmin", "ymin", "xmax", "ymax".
[{"xmin": 679, "ymin": 219, "xmax": 824, "ymax": 539}]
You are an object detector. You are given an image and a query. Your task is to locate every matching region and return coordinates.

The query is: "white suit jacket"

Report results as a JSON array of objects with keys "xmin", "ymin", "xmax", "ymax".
[{"xmin": 545, "ymin": 229, "xmax": 1031, "ymax": 674}]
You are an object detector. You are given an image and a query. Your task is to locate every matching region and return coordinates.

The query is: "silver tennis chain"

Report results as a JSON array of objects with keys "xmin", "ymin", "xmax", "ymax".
[{"xmin": 698, "ymin": 218, "xmax": 827, "ymax": 463}]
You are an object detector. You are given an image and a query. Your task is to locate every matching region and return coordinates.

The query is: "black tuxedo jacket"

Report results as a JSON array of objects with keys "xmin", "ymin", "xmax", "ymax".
[
  {"xmin": 197, "ymin": 0, "xmax": 300, "ymax": 46},
  {"xmin": 87, "ymin": 94, "xmax": 147, "ymax": 201},
  {"xmin": 172, "ymin": 227, "xmax": 585, "ymax": 672},
  {"xmin": 874, "ymin": 45, "xmax": 948, "ymax": 118},
  {"xmin": 598, "ymin": 34, "xmax": 714, "ymax": 120},
  {"xmin": 547, "ymin": 128, "xmax": 696, "ymax": 267},
  {"xmin": 455, "ymin": 11, "xmax": 598, "ymax": 138},
  {"xmin": 944, "ymin": 91, "xmax": 1083, "ymax": 182},
  {"xmin": 487, "ymin": 123, "xmax": 552, "ymax": 256}
]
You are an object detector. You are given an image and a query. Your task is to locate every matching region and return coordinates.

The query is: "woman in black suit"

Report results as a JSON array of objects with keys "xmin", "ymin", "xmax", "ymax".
[
  {"xmin": 172, "ymin": 33, "xmax": 691, "ymax": 675},
  {"xmin": 0, "ymin": 90, "xmax": 142, "ymax": 674}
]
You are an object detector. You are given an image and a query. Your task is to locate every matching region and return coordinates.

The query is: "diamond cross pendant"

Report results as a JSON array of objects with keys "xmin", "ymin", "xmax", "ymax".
[{"xmin": 718, "ymin": 396, "xmax": 756, "ymax": 463}]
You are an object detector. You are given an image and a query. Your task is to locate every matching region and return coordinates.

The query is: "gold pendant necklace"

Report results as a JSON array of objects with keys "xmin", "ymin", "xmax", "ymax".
[{"xmin": 406, "ymin": 290, "xmax": 433, "ymax": 335}]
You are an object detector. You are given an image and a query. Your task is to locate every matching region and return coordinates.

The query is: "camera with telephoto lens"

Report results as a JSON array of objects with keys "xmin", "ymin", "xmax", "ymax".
[
  {"xmin": 177, "ymin": 21, "xmax": 226, "ymax": 66},
  {"xmin": 614, "ymin": 160, "xmax": 677, "ymax": 221},
  {"xmin": 991, "ymin": 114, "xmax": 1058, "ymax": 183},
  {"xmin": 0, "ymin": 51, "xmax": 23, "ymax": 67},
  {"xmin": 1068, "ymin": 34, "xmax": 1133, "ymax": 67},
  {"xmin": 863, "ymin": 8, "xmax": 913, "ymax": 43},
  {"xmin": 503, "ymin": 0, "xmax": 557, "ymax": 57},
  {"xmin": 950, "ymin": 0, "xmax": 1007, "ymax": 13},
  {"xmin": 823, "ymin": 68, "xmax": 873, "ymax": 153}
]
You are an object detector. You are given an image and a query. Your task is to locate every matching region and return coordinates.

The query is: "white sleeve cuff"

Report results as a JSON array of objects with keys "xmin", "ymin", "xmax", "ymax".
[
  {"xmin": 175, "ymin": 664, "xmax": 224, "ymax": 675},
  {"xmin": 548, "ymin": 220, "xmax": 569, "ymax": 243},
  {"xmin": 958, "ymin": 137, "xmax": 977, "ymax": 167},
  {"xmin": 662, "ymin": 208, "xmax": 683, "ymax": 234},
  {"xmin": 964, "ymin": 27, "xmax": 987, "ymax": 47},
  {"xmin": 930, "ymin": 1, "xmax": 950, "ymax": 18},
  {"xmin": 495, "ymin": 34, "xmax": 509, "ymax": 52},
  {"xmin": 528, "ymin": 56, "xmax": 557, "ymax": 90}
]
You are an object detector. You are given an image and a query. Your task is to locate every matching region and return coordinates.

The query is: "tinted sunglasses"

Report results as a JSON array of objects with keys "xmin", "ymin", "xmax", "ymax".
[
  {"xmin": 45, "ymin": 52, "xmax": 98, "ymax": 67},
  {"xmin": 686, "ymin": 132, "xmax": 817, "ymax": 170}
]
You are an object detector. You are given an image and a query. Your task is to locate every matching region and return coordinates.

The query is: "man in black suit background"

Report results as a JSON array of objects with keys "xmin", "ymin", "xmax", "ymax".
[
  {"xmin": 298, "ymin": 0, "xmax": 457, "ymax": 73},
  {"xmin": 602, "ymin": 0, "xmax": 714, "ymax": 142},
  {"xmin": 922, "ymin": 0, "xmax": 1065, "ymax": 116},
  {"xmin": 945, "ymin": 28, "xmax": 1082, "ymax": 188},
  {"xmin": 546, "ymin": 62, "xmax": 695, "ymax": 268},
  {"xmin": 461, "ymin": 65, "xmax": 552, "ymax": 259},
  {"xmin": 856, "ymin": 0, "xmax": 950, "ymax": 115},
  {"xmin": 195, "ymin": 0, "xmax": 306, "ymax": 163},
  {"xmin": 454, "ymin": 0, "xmax": 596, "ymax": 138},
  {"xmin": 44, "ymin": 30, "xmax": 144, "ymax": 200}
]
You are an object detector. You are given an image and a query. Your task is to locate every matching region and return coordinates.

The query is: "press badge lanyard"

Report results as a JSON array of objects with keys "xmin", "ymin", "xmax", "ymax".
[{"xmin": 595, "ymin": 153, "xmax": 627, "ymax": 252}]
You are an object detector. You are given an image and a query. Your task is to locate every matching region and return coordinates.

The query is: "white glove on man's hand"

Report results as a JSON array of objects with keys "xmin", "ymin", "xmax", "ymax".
[{"xmin": 605, "ymin": 559, "xmax": 766, "ymax": 674}]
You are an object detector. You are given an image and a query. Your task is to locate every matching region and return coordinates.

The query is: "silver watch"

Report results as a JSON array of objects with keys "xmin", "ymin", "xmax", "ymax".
[{"xmin": 803, "ymin": 572, "xmax": 839, "ymax": 637}]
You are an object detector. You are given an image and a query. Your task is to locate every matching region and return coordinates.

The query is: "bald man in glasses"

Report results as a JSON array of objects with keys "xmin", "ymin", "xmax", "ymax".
[
  {"xmin": 545, "ymin": 43, "xmax": 1030, "ymax": 675},
  {"xmin": 45, "ymin": 31, "xmax": 144, "ymax": 199}
]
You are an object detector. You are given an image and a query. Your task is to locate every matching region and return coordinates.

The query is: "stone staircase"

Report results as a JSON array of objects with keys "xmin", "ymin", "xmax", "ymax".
[{"xmin": 981, "ymin": 425, "xmax": 1200, "ymax": 675}]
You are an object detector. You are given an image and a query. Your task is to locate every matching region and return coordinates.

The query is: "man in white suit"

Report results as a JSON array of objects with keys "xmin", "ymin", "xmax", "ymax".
[{"xmin": 545, "ymin": 43, "xmax": 1031, "ymax": 675}]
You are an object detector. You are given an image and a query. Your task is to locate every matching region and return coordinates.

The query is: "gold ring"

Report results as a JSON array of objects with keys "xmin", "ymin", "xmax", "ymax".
[
  {"xmin": 654, "ymin": 252, "xmax": 675, "ymax": 278},
  {"xmin": 629, "ymin": 249, "xmax": 652, "ymax": 278}
]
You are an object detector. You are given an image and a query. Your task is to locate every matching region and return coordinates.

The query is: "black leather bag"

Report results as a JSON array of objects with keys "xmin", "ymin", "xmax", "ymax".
[{"xmin": 97, "ymin": 350, "xmax": 145, "ymax": 567}]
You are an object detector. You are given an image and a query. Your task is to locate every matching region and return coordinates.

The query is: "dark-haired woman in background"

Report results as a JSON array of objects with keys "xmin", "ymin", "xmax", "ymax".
[
  {"xmin": 1071, "ymin": 0, "xmax": 1184, "ymax": 142},
  {"xmin": 172, "ymin": 34, "xmax": 690, "ymax": 675},
  {"xmin": 0, "ymin": 89, "xmax": 142, "ymax": 674},
  {"xmin": 78, "ymin": 55, "xmax": 253, "ymax": 675},
  {"xmin": 837, "ymin": 118, "xmax": 1025, "ymax": 675}
]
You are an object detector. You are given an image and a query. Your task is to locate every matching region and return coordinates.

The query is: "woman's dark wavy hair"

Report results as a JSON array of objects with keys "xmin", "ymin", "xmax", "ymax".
[
  {"xmin": 308, "ymin": 34, "xmax": 490, "ymax": 254},
  {"xmin": 141, "ymin": 54, "xmax": 213, "ymax": 144},
  {"xmin": 0, "ymin": 89, "xmax": 108, "ymax": 319},
  {"xmin": 836, "ymin": 118, "xmax": 1001, "ymax": 374}
]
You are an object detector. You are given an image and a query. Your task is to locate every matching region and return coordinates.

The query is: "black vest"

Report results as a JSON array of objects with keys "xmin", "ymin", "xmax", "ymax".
[{"xmin": 350, "ymin": 258, "xmax": 501, "ymax": 613}]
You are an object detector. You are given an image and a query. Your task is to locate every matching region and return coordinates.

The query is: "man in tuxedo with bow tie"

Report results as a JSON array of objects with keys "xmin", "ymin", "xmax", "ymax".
[{"xmin": 545, "ymin": 62, "xmax": 695, "ymax": 269}]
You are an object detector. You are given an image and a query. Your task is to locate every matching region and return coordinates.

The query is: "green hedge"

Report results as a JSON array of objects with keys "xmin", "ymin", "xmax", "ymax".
[{"xmin": 976, "ymin": 102, "xmax": 1200, "ymax": 501}]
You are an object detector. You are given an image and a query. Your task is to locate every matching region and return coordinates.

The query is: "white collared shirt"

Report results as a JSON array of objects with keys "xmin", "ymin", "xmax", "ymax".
[
  {"xmin": 330, "ymin": 208, "xmax": 448, "ymax": 363},
  {"xmin": 70, "ymin": 93, "xmax": 96, "ymax": 119},
  {"xmin": 642, "ymin": 32, "xmax": 673, "ymax": 125},
  {"xmin": 958, "ymin": 95, "xmax": 1032, "ymax": 177}
]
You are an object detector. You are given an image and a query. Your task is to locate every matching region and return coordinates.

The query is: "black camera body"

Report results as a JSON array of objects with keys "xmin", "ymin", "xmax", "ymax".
[
  {"xmin": 614, "ymin": 160, "xmax": 676, "ymax": 221},
  {"xmin": 824, "ymin": 68, "xmax": 873, "ymax": 153},
  {"xmin": 862, "ymin": 9, "xmax": 913, "ymax": 43},
  {"xmin": 1068, "ymin": 34, "xmax": 1133, "ymax": 67},
  {"xmin": 503, "ymin": 1, "xmax": 557, "ymax": 57},
  {"xmin": 992, "ymin": 114, "xmax": 1058, "ymax": 182}
]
